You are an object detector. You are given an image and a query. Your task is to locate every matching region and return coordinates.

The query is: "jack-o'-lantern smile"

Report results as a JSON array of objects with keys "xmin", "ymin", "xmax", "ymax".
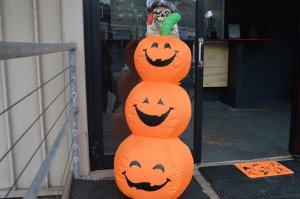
[
  {"xmin": 143, "ymin": 48, "xmax": 179, "ymax": 67},
  {"xmin": 133, "ymin": 104, "xmax": 174, "ymax": 127},
  {"xmin": 122, "ymin": 171, "xmax": 171, "ymax": 191},
  {"xmin": 122, "ymin": 160, "xmax": 171, "ymax": 192}
]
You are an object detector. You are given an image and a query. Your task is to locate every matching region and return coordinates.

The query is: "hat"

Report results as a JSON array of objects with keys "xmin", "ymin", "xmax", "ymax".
[{"xmin": 146, "ymin": 0, "xmax": 176, "ymax": 13}]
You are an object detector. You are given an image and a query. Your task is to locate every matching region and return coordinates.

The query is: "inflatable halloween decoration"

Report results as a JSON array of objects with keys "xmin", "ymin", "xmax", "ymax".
[
  {"xmin": 125, "ymin": 81, "xmax": 191, "ymax": 138},
  {"xmin": 110, "ymin": 105, "xmax": 131, "ymax": 145},
  {"xmin": 117, "ymin": 40, "xmax": 141, "ymax": 105},
  {"xmin": 134, "ymin": 34, "xmax": 191, "ymax": 83},
  {"xmin": 114, "ymin": 4, "xmax": 193, "ymax": 198},
  {"xmin": 111, "ymin": 40, "xmax": 141, "ymax": 145},
  {"xmin": 114, "ymin": 135, "xmax": 193, "ymax": 199}
]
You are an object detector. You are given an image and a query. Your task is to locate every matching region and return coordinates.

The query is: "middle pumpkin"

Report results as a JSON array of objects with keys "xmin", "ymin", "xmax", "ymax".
[{"xmin": 125, "ymin": 81, "xmax": 191, "ymax": 138}]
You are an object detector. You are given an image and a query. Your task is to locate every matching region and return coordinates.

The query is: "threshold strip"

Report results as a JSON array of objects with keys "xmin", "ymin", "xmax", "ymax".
[{"xmin": 196, "ymin": 155, "xmax": 294, "ymax": 168}]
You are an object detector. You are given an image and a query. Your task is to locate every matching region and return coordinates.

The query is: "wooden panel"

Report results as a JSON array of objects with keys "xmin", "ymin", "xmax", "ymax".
[
  {"xmin": 203, "ymin": 43, "xmax": 229, "ymax": 87},
  {"xmin": 37, "ymin": 0, "xmax": 67, "ymax": 187},
  {"xmin": 0, "ymin": 0, "xmax": 88, "ymax": 193},
  {"xmin": 0, "ymin": 0, "xmax": 70, "ymax": 190},
  {"xmin": 1, "ymin": 0, "xmax": 44, "ymax": 189},
  {"xmin": 0, "ymin": 2, "xmax": 14, "ymax": 188},
  {"xmin": 61, "ymin": 0, "xmax": 90, "ymax": 176}
]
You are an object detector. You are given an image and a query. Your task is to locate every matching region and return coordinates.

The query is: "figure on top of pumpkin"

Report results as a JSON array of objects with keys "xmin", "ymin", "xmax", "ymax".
[{"xmin": 146, "ymin": 0, "xmax": 180, "ymax": 38}]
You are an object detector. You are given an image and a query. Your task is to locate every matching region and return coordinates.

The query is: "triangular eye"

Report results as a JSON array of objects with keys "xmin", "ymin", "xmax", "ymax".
[
  {"xmin": 164, "ymin": 43, "xmax": 171, "ymax": 49},
  {"xmin": 157, "ymin": 98, "xmax": 164, "ymax": 105},
  {"xmin": 143, "ymin": 98, "xmax": 149, "ymax": 103},
  {"xmin": 151, "ymin": 42, "xmax": 158, "ymax": 48}
]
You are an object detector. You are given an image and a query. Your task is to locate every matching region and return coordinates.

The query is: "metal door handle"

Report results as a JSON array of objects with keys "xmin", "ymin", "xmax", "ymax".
[
  {"xmin": 192, "ymin": 41, "xmax": 195, "ymax": 64},
  {"xmin": 198, "ymin": 38, "xmax": 204, "ymax": 68}
]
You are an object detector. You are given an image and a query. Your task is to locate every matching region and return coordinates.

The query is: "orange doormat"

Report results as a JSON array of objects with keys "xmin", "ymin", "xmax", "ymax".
[{"xmin": 234, "ymin": 160, "xmax": 294, "ymax": 178}]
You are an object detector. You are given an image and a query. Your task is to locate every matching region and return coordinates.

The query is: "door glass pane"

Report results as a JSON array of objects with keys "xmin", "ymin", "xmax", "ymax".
[
  {"xmin": 99, "ymin": 0, "xmax": 196, "ymax": 155},
  {"xmin": 201, "ymin": 0, "xmax": 292, "ymax": 163},
  {"xmin": 204, "ymin": 0, "xmax": 224, "ymax": 39}
]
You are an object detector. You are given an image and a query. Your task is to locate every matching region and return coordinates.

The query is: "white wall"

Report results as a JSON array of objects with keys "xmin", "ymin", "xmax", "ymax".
[
  {"xmin": 61, "ymin": 0, "xmax": 90, "ymax": 177},
  {"xmin": 0, "ymin": 0, "xmax": 89, "ymax": 195}
]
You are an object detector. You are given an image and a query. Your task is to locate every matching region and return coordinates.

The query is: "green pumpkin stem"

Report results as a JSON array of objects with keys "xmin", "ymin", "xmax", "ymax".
[{"xmin": 160, "ymin": 13, "xmax": 181, "ymax": 36}]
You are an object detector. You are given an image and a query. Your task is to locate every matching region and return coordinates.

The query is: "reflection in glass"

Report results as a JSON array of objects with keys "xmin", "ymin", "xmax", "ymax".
[
  {"xmin": 204, "ymin": 0, "xmax": 224, "ymax": 39},
  {"xmin": 99, "ymin": 0, "xmax": 196, "ymax": 155}
]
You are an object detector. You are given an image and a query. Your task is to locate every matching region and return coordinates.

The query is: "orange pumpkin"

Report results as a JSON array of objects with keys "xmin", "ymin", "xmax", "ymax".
[
  {"xmin": 117, "ymin": 71, "xmax": 141, "ymax": 105},
  {"xmin": 117, "ymin": 40, "xmax": 141, "ymax": 105},
  {"xmin": 114, "ymin": 134, "xmax": 194, "ymax": 199},
  {"xmin": 134, "ymin": 35, "xmax": 191, "ymax": 83},
  {"xmin": 125, "ymin": 81, "xmax": 191, "ymax": 138},
  {"xmin": 125, "ymin": 39, "xmax": 141, "ymax": 72},
  {"xmin": 110, "ymin": 105, "xmax": 131, "ymax": 145}
]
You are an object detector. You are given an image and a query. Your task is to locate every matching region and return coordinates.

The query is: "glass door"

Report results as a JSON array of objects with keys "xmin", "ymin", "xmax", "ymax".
[{"xmin": 85, "ymin": 0, "xmax": 204, "ymax": 170}]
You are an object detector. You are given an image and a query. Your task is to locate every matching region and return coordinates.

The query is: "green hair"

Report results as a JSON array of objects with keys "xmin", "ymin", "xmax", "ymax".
[{"xmin": 159, "ymin": 13, "xmax": 181, "ymax": 36}]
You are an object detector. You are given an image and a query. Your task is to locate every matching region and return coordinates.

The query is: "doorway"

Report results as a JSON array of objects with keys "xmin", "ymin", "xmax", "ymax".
[
  {"xmin": 84, "ymin": 0, "xmax": 205, "ymax": 170},
  {"xmin": 83, "ymin": 0, "xmax": 300, "ymax": 171},
  {"xmin": 201, "ymin": 1, "xmax": 299, "ymax": 163}
]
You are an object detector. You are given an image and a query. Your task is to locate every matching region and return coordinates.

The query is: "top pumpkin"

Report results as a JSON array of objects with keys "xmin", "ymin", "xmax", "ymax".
[{"xmin": 134, "ymin": 35, "xmax": 191, "ymax": 83}]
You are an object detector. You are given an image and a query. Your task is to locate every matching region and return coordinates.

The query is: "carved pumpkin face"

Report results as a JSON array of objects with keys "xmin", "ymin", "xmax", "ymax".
[
  {"xmin": 125, "ymin": 81, "xmax": 191, "ymax": 138},
  {"xmin": 114, "ymin": 134, "xmax": 194, "ymax": 199},
  {"xmin": 134, "ymin": 35, "xmax": 191, "ymax": 83}
]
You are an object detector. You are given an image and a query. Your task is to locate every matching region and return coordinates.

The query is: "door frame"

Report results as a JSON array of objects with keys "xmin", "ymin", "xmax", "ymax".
[
  {"xmin": 289, "ymin": 16, "xmax": 300, "ymax": 156},
  {"xmin": 194, "ymin": 0, "xmax": 205, "ymax": 163},
  {"xmin": 83, "ymin": 0, "xmax": 106, "ymax": 170},
  {"xmin": 83, "ymin": 0, "xmax": 205, "ymax": 170}
]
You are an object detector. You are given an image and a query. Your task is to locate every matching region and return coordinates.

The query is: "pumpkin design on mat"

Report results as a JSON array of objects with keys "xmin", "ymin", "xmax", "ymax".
[
  {"xmin": 114, "ymin": 134, "xmax": 193, "ymax": 199},
  {"xmin": 125, "ymin": 81, "xmax": 191, "ymax": 138}
]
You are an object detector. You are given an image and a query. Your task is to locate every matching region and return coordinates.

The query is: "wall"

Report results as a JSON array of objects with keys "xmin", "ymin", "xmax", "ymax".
[
  {"xmin": 0, "ymin": 0, "xmax": 88, "ymax": 196},
  {"xmin": 224, "ymin": 0, "xmax": 299, "ymax": 105}
]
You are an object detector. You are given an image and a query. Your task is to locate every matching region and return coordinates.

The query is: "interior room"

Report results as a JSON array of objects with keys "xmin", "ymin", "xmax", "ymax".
[{"xmin": 200, "ymin": 0, "xmax": 298, "ymax": 163}]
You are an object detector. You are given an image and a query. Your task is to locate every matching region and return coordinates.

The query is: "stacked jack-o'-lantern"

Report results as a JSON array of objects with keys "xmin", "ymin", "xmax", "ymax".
[{"xmin": 114, "ymin": 12, "xmax": 194, "ymax": 199}]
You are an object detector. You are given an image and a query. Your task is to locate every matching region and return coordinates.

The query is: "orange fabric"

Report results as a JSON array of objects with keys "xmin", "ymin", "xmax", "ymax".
[
  {"xmin": 110, "ymin": 105, "xmax": 131, "ymax": 145},
  {"xmin": 114, "ymin": 135, "xmax": 194, "ymax": 199},
  {"xmin": 117, "ymin": 40, "xmax": 141, "ymax": 105},
  {"xmin": 134, "ymin": 35, "xmax": 191, "ymax": 83},
  {"xmin": 117, "ymin": 71, "xmax": 140, "ymax": 105},
  {"xmin": 115, "ymin": 34, "xmax": 193, "ymax": 199},
  {"xmin": 124, "ymin": 40, "xmax": 141, "ymax": 72},
  {"xmin": 235, "ymin": 161, "xmax": 294, "ymax": 178},
  {"xmin": 125, "ymin": 81, "xmax": 191, "ymax": 138}
]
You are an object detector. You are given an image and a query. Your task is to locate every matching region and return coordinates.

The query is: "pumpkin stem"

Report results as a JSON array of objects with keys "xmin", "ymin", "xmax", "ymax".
[{"xmin": 160, "ymin": 12, "xmax": 181, "ymax": 36}]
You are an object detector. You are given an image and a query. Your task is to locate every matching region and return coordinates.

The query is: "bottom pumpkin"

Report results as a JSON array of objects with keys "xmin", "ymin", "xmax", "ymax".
[{"xmin": 114, "ymin": 134, "xmax": 194, "ymax": 199}]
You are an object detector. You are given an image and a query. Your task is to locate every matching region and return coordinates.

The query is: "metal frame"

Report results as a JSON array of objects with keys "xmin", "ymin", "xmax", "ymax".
[
  {"xmin": 0, "ymin": 42, "xmax": 76, "ymax": 60},
  {"xmin": 0, "ymin": 41, "xmax": 79, "ymax": 198},
  {"xmin": 193, "ymin": 0, "xmax": 205, "ymax": 163},
  {"xmin": 83, "ymin": 0, "xmax": 105, "ymax": 170},
  {"xmin": 289, "ymin": 16, "xmax": 300, "ymax": 155}
]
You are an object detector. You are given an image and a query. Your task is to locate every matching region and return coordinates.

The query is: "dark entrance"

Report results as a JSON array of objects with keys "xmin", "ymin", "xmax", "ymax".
[
  {"xmin": 83, "ymin": 0, "xmax": 204, "ymax": 170},
  {"xmin": 84, "ymin": 0, "xmax": 300, "ymax": 171}
]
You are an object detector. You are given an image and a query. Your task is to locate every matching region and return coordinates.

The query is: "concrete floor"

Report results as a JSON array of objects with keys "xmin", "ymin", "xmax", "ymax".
[
  {"xmin": 70, "ymin": 159, "xmax": 300, "ymax": 199},
  {"xmin": 77, "ymin": 99, "xmax": 294, "ymax": 199},
  {"xmin": 201, "ymin": 99, "xmax": 292, "ymax": 163}
]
